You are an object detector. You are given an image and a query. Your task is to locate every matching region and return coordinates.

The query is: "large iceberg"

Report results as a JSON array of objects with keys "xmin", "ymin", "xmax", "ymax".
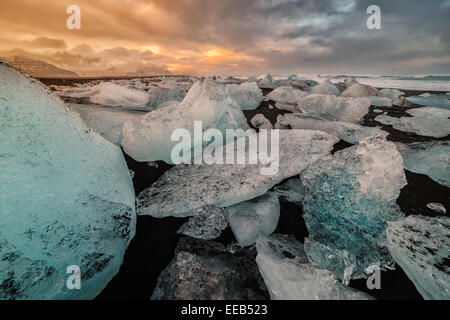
[
  {"xmin": 300, "ymin": 137, "xmax": 406, "ymax": 279},
  {"xmin": 0, "ymin": 63, "xmax": 136, "ymax": 299},
  {"xmin": 137, "ymin": 130, "xmax": 339, "ymax": 217},
  {"xmin": 145, "ymin": 85, "xmax": 189, "ymax": 110},
  {"xmin": 227, "ymin": 82, "xmax": 263, "ymax": 110},
  {"xmin": 90, "ymin": 82, "xmax": 149, "ymax": 108},
  {"xmin": 296, "ymin": 94, "xmax": 371, "ymax": 124},
  {"xmin": 395, "ymin": 141, "xmax": 449, "ymax": 188},
  {"xmin": 375, "ymin": 107, "xmax": 450, "ymax": 138},
  {"xmin": 255, "ymin": 234, "xmax": 374, "ymax": 300},
  {"xmin": 224, "ymin": 192, "xmax": 280, "ymax": 246},
  {"xmin": 151, "ymin": 237, "xmax": 269, "ymax": 300},
  {"xmin": 406, "ymin": 94, "xmax": 450, "ymax": 110},
  {"xmin": 122, "ymin": 78, "xmax": 249, "ymax": 163},
  {"xmin": 279, "ymin": 113, "xmax": 388, "ymax": 144},
  {"xmin": 386, "ymin": 215, "xmax": 450, "ymax": 300}
]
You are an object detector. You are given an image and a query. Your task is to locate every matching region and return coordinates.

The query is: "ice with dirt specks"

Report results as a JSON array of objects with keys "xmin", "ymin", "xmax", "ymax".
[
  {"xmin": 177, "ymin": 206, "xmax": 228, "ymax": 240},
  {"xmin": 250, "ymin": 113, "xmax": 273, "ymax": 129},
  {"xmin": 386, "ymin": 215, "xmax": 450, "ymax": 300},
  {"xmin": 0, "ymin": 63, "xmax": 136, "ymax": 299}
]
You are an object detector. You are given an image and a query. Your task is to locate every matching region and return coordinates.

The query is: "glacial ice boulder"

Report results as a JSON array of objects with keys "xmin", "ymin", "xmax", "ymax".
[
  {"xmin": 274, "ymin": 177, "xmax": 305, "ymax": 203},
  {"xmin": 146, "ymin": 85, "xmax": 189, "ymax": 110},
  {"xmin": 151, "ymin": 237, "xmax": 269, "ymax": 300},
  {"xmin": 311, "ymin": 81, "xmax": 340, "ymax": 96},
  {"xmin": 296, "ymin": 94, "xmax": 371, "ymax": 124},
  {"xmin": 378, "ymin": 88, "xmax": 404, "ymax": 101},
  {"xmin": 369, "ymin": 96, "xmax": 393, "ymax": 107},
  {"xmin": 300, "ymin": 137, "xmax": 406, "ymax": 279},
  {"xmin": 250, "ymin": 114, "xmax": 273, "ymax": 129},
  {"xmin": 224, "ymin": 192, "xmax": 280, "ymax": 247},
  {"xmin": 375, "ymin": 107, "xmax": 450, "ymax": 138},
  {"xmin": 227, "ymin": 82, "xmax": 263, "ymax": 110},
  {"xmin": 386, "ymin": 215, "xmax": 450, "ymax": 300},
  {"xmin": 177, "ymin": 206, "xmax": 228, "ymax": 240},
  {"xmin": 122, "ymin": 78, "xmax": 249, "ymax": 163},
  {"xmin": 69, "ymin": 104, "xmax": 143, "ymax": 146},
  {"xmin": 255, "ymin": 234, "xmax": 374, "ymax": 300},
  {"xmin": 406, "ymin": 94, "xmax": 450, "ymax": 110},
  {"xmin": 266, "ymin": 86, "xmax": 308, "ymax": 104},
  {"xmin": 279, "ymin": 113, "xmax": 388, "ymax": 144},
  {"xmin": 0, "ymin": 63, "xmax": 136, "ymax": 299},
  {"xmin": 90, "ymin": 82, "xmax": 149, "ymax": 108},
  {"xmin": 257, "ymin": 74, "xmax": 280, "ymax": 89},
  {"xmin": 395, "ymin": 141, "xmax": 450, "ymax": 188},
  {"xmin": 340, "ymin": 83, "xmax": 378, "ymax": 97},
  {"xmin": 137, "ymin": 130, "xmax": 339, "ymax": 217}
]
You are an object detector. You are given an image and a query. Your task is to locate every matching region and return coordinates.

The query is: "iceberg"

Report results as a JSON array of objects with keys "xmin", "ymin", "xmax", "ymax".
[
  {"xmin": 227, "ymin": 82, "xmax": 263, "ymax": 110},
  {"xmin": 257, "ymin": 74, "xmax": 280, "ymax": 89},
  {"xmin": 375, "ymin": 107, "xmax": 450, "ymax": 138},
  {"xmin": 266, "ymin": 86, "xmax": 308, "ymax": 104},
  {"xmin": 255, "ymin": 234, "xmax": 374, "ymax": 300},
  {"xmin": 300, "ymin": 137, "xmax": 406, "ymax": 279},
  {"xmin": 311, "ymin": 81, "xmax": 340, "ymax": 96},
  {"xmin": 122, "ymin": 78, "xmax": 249, "ymax": 163},
  {"xmin": 340, "ymin": 83, "xmax": 378, "ymax": 97},
  {"xmin": 146, "ymin": 86, "xmax": 189, "ymax": 110},
  {"xmin": 386, "ymin": 215, "xmax": 450, "ymax": 300},
  {"xmin": 377, "ymin": 88, "xmax": 404, "ymax": 101},
  {"xmin": 369, "ymin": 96, "xmax": 393, "ymax": 107},
  {"xmin": 395, "ymin": 141, "xmax": 449, "ymax": 188},
  {"xmin": 224, "ymin": 192, "xmax": 280, "ymax": 247},
  {"xmin": 90, "ymin": 82, "xmax": 149, "ymax": 108},
  {"xmin": 151, "ymin": 237, "xmax": 269, "ymax": 300},
  {"xmin": 177, "ymin": 206, "xmax": 228, "ymax": 240},
  {"xmin": 0, "ymin": 63, "xmax": 136, "ymax": 299},
  {"xmin": 137, "ymin": 130, "xmax": 339, "ymax": 217},
  {"xmin": 406, "ymin": 94, "xmax": 450, "ymax": 110},
  {"xmin": 250, "ymin": 113, "xmax": 273, "ymax": 129},
  {"xmin": 296, "ymin": 94, "xmax": 371, "ymax": 124},
  {"xmin": 279, "ymin": 113, "xmax": 388, "ymax": 144}
]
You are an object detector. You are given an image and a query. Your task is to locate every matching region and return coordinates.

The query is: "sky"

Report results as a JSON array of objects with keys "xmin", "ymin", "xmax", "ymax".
[{"xmin": 0, "ymin": 0, "xmax": 449, "ymax": 76}]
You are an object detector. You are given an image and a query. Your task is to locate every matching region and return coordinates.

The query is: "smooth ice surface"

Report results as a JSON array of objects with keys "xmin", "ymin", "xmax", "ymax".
[
  {"xmin": 378, "ymin": 88, "xmax": 404, "ymax": 101},
  {"xmin": 146, "ymin": 85, "xmax": 189, "ymax": 110},
  {"xmin": 255, "ymin": 234, "xmax": 374, "ymax": 300},
  {"xmin": 122, "ymin": 78, "xmax": 249, "ymax": 163},
  {"xmin": 137, "ymin": 130, "xmax": 339, "ymax": 217},
  {"xmin": 369, "ymin": 96, "xmax": 393, "ymax": 107},
  {"xmin": 266, "ymin": 86, "xmax": 307, "ymax": 104},
  {"xmin": 300, "ymin": 137, "xmax": 406, "ymax": 279},
  {"xmin": 395, "ymin": 141, "xmax": 450, "ymax": 188},
  {"xmin": 427, "ymin": 203, "xmax": 446, "ymax": 215},
  {"xmin": 177, "ymin": 206, "xmax": 228, "ymax": 240},
  {"xmin": 0, "ymin": 63, "xmax": 136, "ymax": 299},
  {"xmin": 250, "ymin": 113, "xmax": 273, "ymax": 129},
  {"xmin": 311, "ymin": 81, "xmax": 340, "ymax": 96},
  {"xmin": 151, "ymin": 237, "xmax": 268, "ymax": 300},
  {"xmin": 406, "ymin": 94, "xmax": 450, "ymax": 110},
  {"xmin": 224, "ymin": 192, "xmax": 280, "ymax": 246},
  {"xmin": 280, "ymin": 113, "xmax": 388, "ymax": 144},
  {"xmin": 90, "ymin": 82, "xmax": 149, "ymax": 108},
  {"xmin": 257, "ymin": 74, "xmax": 281, "ymax": 89},
  {"xmin": 340, "ymin": 83, "xmax": 378, "ymax": 97},
  {"xmin": 296, "ymin": 94, "xmax": 371, "ymax": 124},
  {"xmin": 227, "ymin": 82, "xmax": 263, "ymax": 110},
  {"xmin": 69, "ymin": 104, "xmax": 143, "ymax": 145},
  {"xmin": 375, "ymin": 107, "xmax": 450, "ymax": 138},
  {"xmin": 387, "ymin": 215, "xmax": 450, "ymax": 300}
]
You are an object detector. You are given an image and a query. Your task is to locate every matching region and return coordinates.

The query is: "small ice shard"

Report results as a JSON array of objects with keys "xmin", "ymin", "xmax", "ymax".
[
  {"xmin": 90, "ymin": 82, "xmax": 149, "ymax": 108},
  {"xmin": 280, "ymin": 113, "xmax": 388, "ymax": 144},
  {"xmin": 395, "ymin": 141, "xmax": 449, "ymax": 188},
  {"xmin": 373, "ymin": 109, "xmax": 383, "ymax": 113},
  {"xmin": 369, "ymin": 96, "xmax": 393, "ymax": 107},
  {"xmin": 378, "ymin": 88, "xmax": 404, "ymax": 101},
  {"xmin": 266, "ymin": 86, "xmax": 308, "ymax": 104},
  {"xmin": 145, "ymin": 86, "xmax": 188, "ymax": 110},
  {"xmin": 406, "ymin": 94, "xmax": 450, "ymax": 110},
  {"xmin": 340, "ymin": 83, "xmax": 378, "ymax": 97},
  {"xmin": 224, "ymin": 192, "xmax": 280, "ymax": 247},
  {"xmin": 151, "ymin": 237, "xmax": 269, "ymax": 300},
  {"xmin": 255, "ymin": 234, "xmax": 374, "ymax": 300},
  {"xmin": 427, "ymin": 203, "xmax": 447, "ymax": 215},
  {"xmin": 311, "ymin": 81, "xmax": 340, "ymax": 96},
  {"xmin": 300, "ymin": 137, "xmax": 406, "ymax": 279},
  {"xmin": 386, "ymin": 215, "xmax": 450, "ymax": 300},
  {"xmin": 420, "ymin": 93, "xmax": 431, "ymax": 97},
  {"xmin": 304, "ymin": 238, "xmax": 356, "ymax": 286},
  {"xmin": 274, "ymin": 114, "xmax": 290, "ymax": 129},
  {"xmin": 177, "ymin": 206, "xmax": 228, "ymax": 240},
  {"xmin": 257, "ymin": 74, "xmax": 280, "ymax": 89},
  {"xmin": 274, "ymin": 177, "xmax": 305, "ymax": 203},
  {"xmin": 227, "ymin": 82, "xmax": 263, "ymax": 110},
  {"xmin": 0, "ymin": 63, "xmax": 136, "ymax": 299},
  {"xmin": 375, "ymin": 107, "xmax": 450, "ymax": 138},
  {"xmin": 137, "ymin": 130, "xmax": 339, "ymax": 217},
  {"xmin": 69, "ymin": 104, "xmax": 143, "ymax": 146},
  {"xmin": 296, "ymin": 94, "xmax": 371, "ymax": 124},
  {"xmin": 250, "ymin": 113, "xmax": 273, "ymax": 129},
  {"xmin": 122, "ymin": 78, "xmax": 249, "ymax": 163}
]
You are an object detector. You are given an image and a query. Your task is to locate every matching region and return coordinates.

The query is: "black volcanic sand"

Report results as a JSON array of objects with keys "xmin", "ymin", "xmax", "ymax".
[{"xmin": 78, "ymin": 83, "xmax": 449, "ymax": 300}]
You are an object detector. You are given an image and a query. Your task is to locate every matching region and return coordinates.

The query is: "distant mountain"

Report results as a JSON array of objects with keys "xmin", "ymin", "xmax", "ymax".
[{"xmin": 1, "ymin": 56, "xmax": 79, "ymax": 77}]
